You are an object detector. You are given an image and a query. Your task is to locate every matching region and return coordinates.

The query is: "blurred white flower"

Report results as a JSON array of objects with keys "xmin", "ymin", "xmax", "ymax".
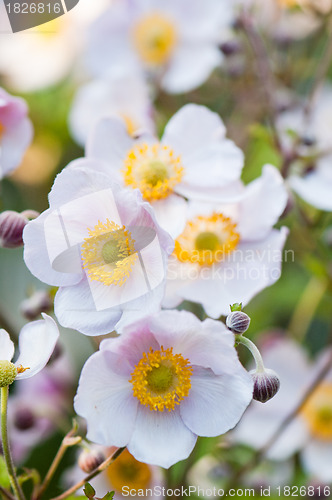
[
  {"xmin": 74, "ymin": 310, "xmax": 253, "ymax": 468},
  {"xmin": 234, "ymin": 337, "xmax": 332, "ymax": 483},
  {"xmin": 69, "ymin": 72, "xmax": 155, "ymax": 148},
  {"xmin": 23, "ymin": 161, "xmax": 173, "ymax": 336},
  {"xmin": 0, "ymin": 88, "xmax": 33, "ymax": 179},
  {"xmin": 163, "ymin": 165, "xmax": 288, "ymax": 318},
  {"xmin": 85, "ymin": 0, "xmax": 235, "ymax": 94},
  {"xmin": 87, "ymin": 104, "xmax": 244, "ymax": 237}
]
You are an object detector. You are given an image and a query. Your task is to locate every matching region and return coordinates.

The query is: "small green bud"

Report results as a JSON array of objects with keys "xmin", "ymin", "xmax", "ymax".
[
  {"xmin": 230, "ymin": 302, "xmax": 242, "ymax": 312},
  {"xmin": 0, "ymin": 360, "xmax": 17, "ymax": 387}
]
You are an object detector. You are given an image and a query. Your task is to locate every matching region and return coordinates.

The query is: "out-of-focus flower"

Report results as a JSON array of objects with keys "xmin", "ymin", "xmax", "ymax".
[
  {"xmin": 0, "ymin": 314, "xmax": 59, "ymax": 386},
  {"xmin": 69, "ymin": 72, "xmax": 155, "ymax": 148},
  {"xmin": 0, "ymin": 88, "xmax": 33, "ymax": 179},
  {"xmin": 74, "ymin": 310, "xmax": 253, "ymax": 468},
  {"xmin": 87, "ymin": 104, "xmax": 244, "ymax": 237},
  {"xmin": 163, "ymin": 165, "xmax": 288, "ymax": 318},
  {"xmin": 234, "ymin": 338, "xmax": 332, "ymax": 483},
  {"xmin": 85, "ymin": 0, "xmax": 235, "ymax": 94},
  {"xmin": 23, "ymin": 161, "xmax": 173, "ymax": 336},
  {"xmin": 6, "ymin": 348, "xmax": 74, "ymax": 463},
  {"xmin": 67, "ymin": 446, "xmax": 163, "ymax": 498},
  {"xmin": 277, "ymin": 85, "xmax": 332, "ymax": 211}
]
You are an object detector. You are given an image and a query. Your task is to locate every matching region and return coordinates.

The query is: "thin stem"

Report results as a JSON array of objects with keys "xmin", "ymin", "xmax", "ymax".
[
  {"xmin": 225, "ymin": 349, "xmax": 332, "ymax": 490},
  {"xmin": 0, "ymin": 486, "xmax": 16, "ymax": 500},
  {"xmin": 50, "ymin": 447, "xmax": 126, "ymax": 500},
  {"xmin": 1, "ymin": 386, "xmax": 26, "ymax": 500},
  {"xmin": 237, "ymin": 336, "xmax": 265, "ymax": 372}
]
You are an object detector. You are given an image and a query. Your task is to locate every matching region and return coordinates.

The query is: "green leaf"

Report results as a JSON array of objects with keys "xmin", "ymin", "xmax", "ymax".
[
  {"xmin": 84, "ymin": 482, "xmax": 96, "ymax": 499},
  {"xmin": 230, "ymin": 302, "xmax": 242, "ymax": 312},
  {"xmin": 99, "ymin": 492, "xmax": 115, "ymax": 500},
  {"xmin": 0, "ymin": 456, "xmax": 11, "ymax": 489}
]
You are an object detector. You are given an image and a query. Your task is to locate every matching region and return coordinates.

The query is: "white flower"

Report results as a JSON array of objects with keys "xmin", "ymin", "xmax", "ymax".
[
  {"xmin": 74, "ymin": 310, "xmax": 253, "ymax": 468},
  {"xmin": 85, "ymin": 0, "xmax": 234, "ymax": 94},
  {"xmin": 0, "ymin": 314, "xmax": 59, "ymax": 383},
  {"xmin": 234, "ymin": 337, "xmax": 332, "ymax": 483},
  {"xmin": 0, "ymin": 87, "xmax": 33, "ymax": 180},
  {"xmin": 86, "ymin": 104, "xmax": 244, "ymax": 237},
  {"xmin": 163, "ymin": 165, "xmax": 289, "ymax": 317},
  {"xmin": 69, "ymin": 72, "xmax": 155, "ymax": 148},
  {"xmin": 23, "ymin": 161, "xmax": 173, "ymax": 336},
  {"xmin": 277, "ymin": 85, "xmax": 332, "ymax": 211}
]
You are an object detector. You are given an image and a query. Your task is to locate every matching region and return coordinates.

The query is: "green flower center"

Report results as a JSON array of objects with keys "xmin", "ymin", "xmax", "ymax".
[
  {"xmin": 195, "ymin": 231, "xmax": 220, "ymax": 251},
  {"xmin": 102, "ymin": 238, "xmax": 124, "ymax": 264},
  {"xmin": 146, "ymin": 363, "xmax": 174, "ymax": 393},
  {"xmin": 0, "ymin": 360, "xmax": 18, "ymax": 387},
  {"xmin": 141, "ymin": 160, "xmax": 169, "ymax": 187},
  {"xmin": 317, "ymin": 406, "xmax": 332, "ymax": 425}
]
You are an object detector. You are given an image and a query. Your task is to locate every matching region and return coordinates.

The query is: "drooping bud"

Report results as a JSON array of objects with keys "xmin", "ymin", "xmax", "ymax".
[
  {"xmin": 20, "ymin": 289, "xmax": 53, "ymax": 320},
  {"xmin": 78, "ymin": 448, "xmax": 106, "ymax": 473},
  {"xmin": 0, "ymin": 210, "xmax": 39, "ymax": 249},
  {"xmin": 14, "ymin": 408, "xmax": 36, "ymax": 430},
  {"xmin": 226, "ymin": 311, "xmax": 251, "ymax": 334},
  {"xmin": 250, "ymin": 368, "xmax": 280, "ymax": 403},
  {"xmin": 0, "ymin": 360, "xmax": 18, "ymax": 387}
]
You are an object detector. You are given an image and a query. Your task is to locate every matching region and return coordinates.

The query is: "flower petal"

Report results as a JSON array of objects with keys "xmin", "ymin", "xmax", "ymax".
[
  {"xmin": 128, "ymin": 405, "xmax": 197, "ymax": 468},
  {"xmin": 0, "ymin": 329, "xmax": 15, "ymax": 361},
  {"xmin": 301, "ymin": 440, "xmax": 332, "ymax": 483},
  {"xmin": 180, "ymin": 366, "xmax": 253, "ymax": 437},
  {"xmin": 74, "ymin": 350, "xmax": 137, "ymax": 446},
  {"xmin": 151, "ymin": 195, "xmax": 187, "ymax": 239},
  {"xmin": 15, "ymin": 314, "xmax": 59, "ymax": 379},
  {"xmin": 289, "ymin": 170, "xmax": 332, "ymax": 211}
]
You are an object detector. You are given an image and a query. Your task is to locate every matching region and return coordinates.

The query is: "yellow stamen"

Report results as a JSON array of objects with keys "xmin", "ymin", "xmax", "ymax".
[
  {"xmin": 81, "ymin": 219, "xmax": 138, "ymax": 287},
  {"xmin": 174, "ymin": 213, "xmax": 240, "ymax": 267},
  {"xmin": 130, "ymin": 346, "xmax": 193, "ymax": 412},
  {"xmin": 106, "ymin": 449, "xmax": 152, "ymax": 491},
  {"xmin": 132, "ymin": 13, "xmax": 177, "ymax": 66},
  {"xmin": 16, "ymin": 365, "xmax": 30, "ymax": 374},
  {"xmin": 121, "ymin": 114, "xmax": 137, "ymax": 137},
  {"xmin": 123, "ymin": 142, "xmax": 184, "ymax": 202},
  {"xmin": 301, "ymin": 383, "xmax": 332, "ymax": 441}
]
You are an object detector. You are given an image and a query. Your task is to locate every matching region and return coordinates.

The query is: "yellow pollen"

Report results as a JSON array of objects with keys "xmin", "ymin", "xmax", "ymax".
[
  {"xmin": 106, "ymin": 449, "xmax": 152, "ymax": 491},
  {"xmin": 130, "ymin": 346, "xmax": 193, "ymax": 412},
  {"xmin": 121, "ymin": 114, "xmax": 137, "ymax": 137},
  {"xmin": 16, "ymin": 365, "xmax": 30, "ymax": 374},
  {"xmin": 132, "ymin": 13, "xmax": 177, "ymax": 66},
  {"xmin": 301, "ymin": 383, "xmax": 332, "ymax": 441},
  {"xmin": 81, "ymin": 219, "xmax": 138, "ymax": 287},
  {"xmin": 174, "ymin": 213, "xmax": 240, "ymax": 267},
  {"xmin": 123, "ymin": 142, "xmax": 184, "ymax": 202}
]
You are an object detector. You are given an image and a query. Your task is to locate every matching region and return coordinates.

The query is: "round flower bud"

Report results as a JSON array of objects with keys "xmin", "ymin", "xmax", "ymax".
[
  {"xmin": 250, "ymin": 368, "xmax": 280, "ymax": 403},
  {"xmin": 14, "ymin": 408, "xmax": 36, "ymax": 430},
  {"xmin": 0, "ymin": 211, "xmax": 28, "ymax": 248},
  {"xmin": 226, "ymin": 311, "xmax": 251, "ymax": 334},
  {"xmin": 78, "ymin": 448, "xmax": 106, "ymax": 473},
  {"xmin": 0, "ymin": 360, "xmax": 18, "ymax": 387}
]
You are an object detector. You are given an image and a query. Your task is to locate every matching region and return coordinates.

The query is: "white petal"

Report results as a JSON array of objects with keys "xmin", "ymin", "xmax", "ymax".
[
  {"xmin": 74, "ymin": 349, "xmax": 137, "ymax": 446},
  {"xmin": 0, "ymin": 118, "xmax": 33, "ymax": 178},
  {"xmin": 128, "ymin": 405, "xmax": 197, "ymax": 468},
  {"xmin": 0, "ymin": 329, "xmax": 15, "ymax": 361},
  {"xmin": 289, "ymin": 171, "xmax": 332, "ymax": 211},
  {"xmin": 151, "ymin": 195, "xmax": 187, "ymax": 238},
  {"xmin": 180, "ymin": 366, "xmax": 253, "ymax": 437},
  {"xmin": 54, "ymin": 279, "xmax": 122, "ymax": 336},
  {"xmin": 301, "ymin": 440, "xmax": 332, "ymax": 482},
  {"xmin": 237, "ymin": 165, "xmax": 288, "ymax": 241},
  {"xmin": 161, "ymin": 45, "xmax": 222, "ymax": 94},
  {"xmin": 15, "ymin": 314, "xmax": 59, "ymax": 379}
]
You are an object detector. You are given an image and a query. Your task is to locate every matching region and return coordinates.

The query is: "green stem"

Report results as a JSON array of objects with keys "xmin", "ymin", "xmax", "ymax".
[
  {"xmin": 237, "ymin": 336, "xmax": 265, "ymax": 372},
  {"xmin": 1, "ymin": 386, "xmax": 26, "ymax": 500}
]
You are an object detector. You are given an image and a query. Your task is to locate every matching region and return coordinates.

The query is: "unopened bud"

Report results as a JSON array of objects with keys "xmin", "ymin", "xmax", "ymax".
[
  {"xmin": 250, "ymin": 369, "xmax": 280, "ymax": 403},
  {"xmin": 14, "ymin": 408, "xmax": 36, "ymax": 430},
  {"xmin": 78, "ymin": 448, "xmax": 106, "ymax": 473},
  {"xmin": 226, "ymin": 311, "xmax": 251, "ymax": 334},
  {"xmin": 20, "ymin": 290, "xmax": 53, "ymax": 320},
  {"xmin": 0, "ymin": 360, "xmax": 17, "ymax": 387},
  {"xmin": 0, "ymin": 210, "xmax": 38, "ymax": 249}
]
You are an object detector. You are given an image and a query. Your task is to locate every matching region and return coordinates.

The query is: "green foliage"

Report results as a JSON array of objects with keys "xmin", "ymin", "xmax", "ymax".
[{"xmin": 83, "ymin": 482, "xmax": 96, "ymax": 499}]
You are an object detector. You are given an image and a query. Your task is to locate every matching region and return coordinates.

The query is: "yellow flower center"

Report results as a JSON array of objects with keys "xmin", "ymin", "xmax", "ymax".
[
  {"xmin": 123, "ymin": 142, "xmax": 184, "ymax": 202},
  {"xmin": 81, "ymin": 219, "xmax": 138, "ymax": 287},
  {"xmin": 301, "ymin": 384, "xmax": 332, "ymax": 441},
  {"xmin": 106, "ymin": 449, "xmax": 152, "ymax": 491},
  {"xmin": 174, "ymin": 214, "xmax": 240, "ymax": 267},
  {"xmin": 132, "ymin": 13, "xmax": 177, "ymax": 66},
  {"xmin": 130, "ymin": 346, "xmax": 193, "ymax": 412}
]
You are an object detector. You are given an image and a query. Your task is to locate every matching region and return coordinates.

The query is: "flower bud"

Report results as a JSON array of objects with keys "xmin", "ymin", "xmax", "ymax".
[
  {"xmin": 14, "ymin": 408, "xmax": 36, "ymax": 430},
  {"xmin": 0, "ymin": 211, "xmax": 28, "ymax": 248},
  {"xmin": 250, "ymin": 368, "xmax": 280, "ymax": 403},
  {"xmin": 20, "ymin": 290, "xmax": 53, "ymax": 320},
  {"xmin": 226, "ymin": 311, "xmax": 251, "ymax": 334},
  {"xmin": 78, "ymin": 448, "xmax": 106, "ymax": 473},
  {"xmin": 0, "ymin": 360, "xmax": 18, "ymax": 387}
]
